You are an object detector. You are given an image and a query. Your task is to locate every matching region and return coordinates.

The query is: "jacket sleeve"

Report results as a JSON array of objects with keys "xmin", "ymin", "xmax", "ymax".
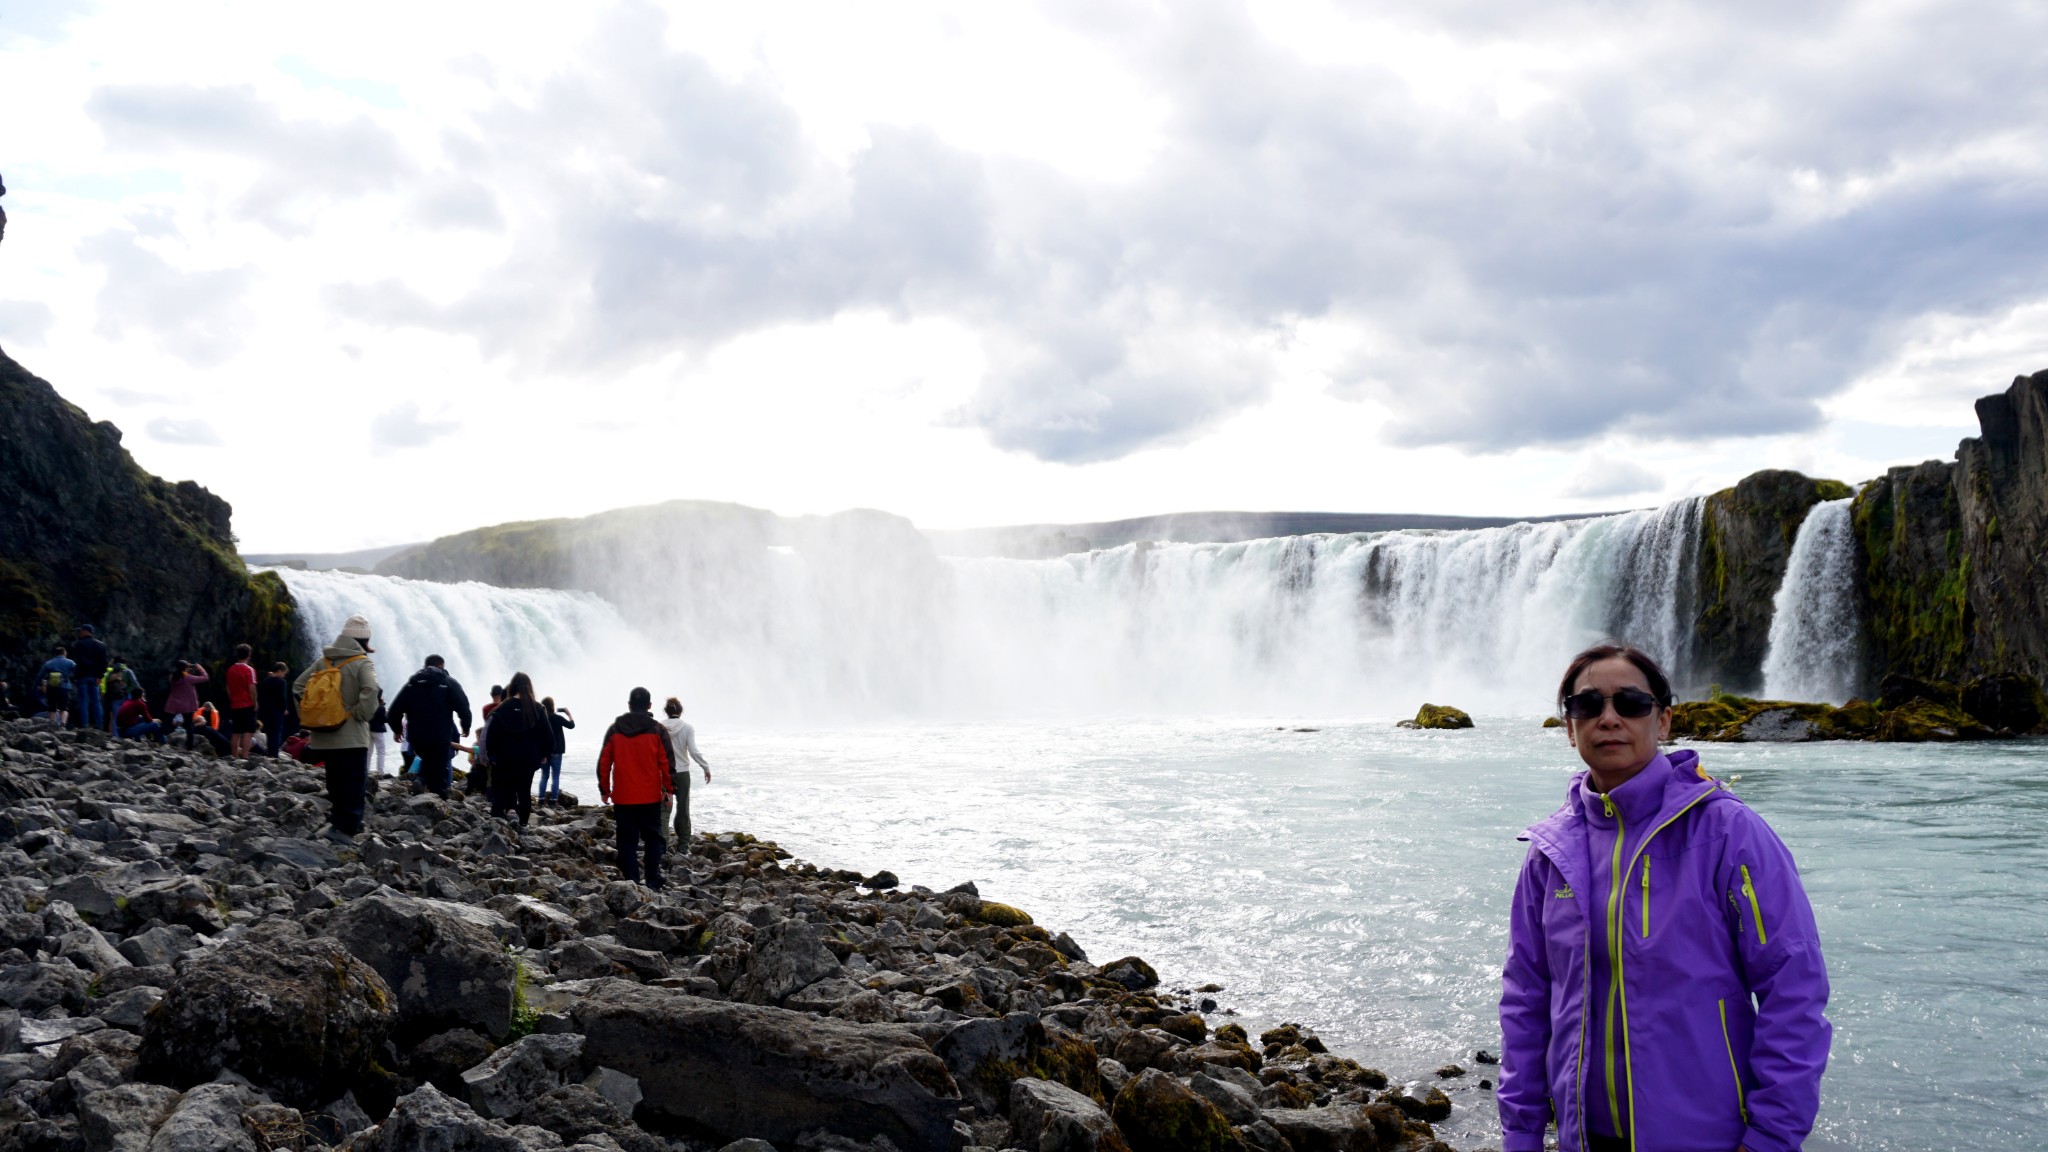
[
  {"xmin": 291, "ymin": 663, "xmax": 314, "ymax": 706},
  {"xmin": 386, "ymin": 682, "xmax": 412, "ymax": 733},
  {"xmin": 659, "ymin": 730, "xmax": 676, "ymax": 796},
  {"xmin": 453, "ymin": 683, "xmax": 473, "ymax": 736},
  {"xmin": 1722, "ymin": 807, "xmax": 1831, "ymax": 1152},
  {"xmin": 595, "ymin": 728, "xmax": 617, "ymax": 802},
  {"xmin": 1498, "ymin": 845, "xmax": 1557, "ymax": 1152}
]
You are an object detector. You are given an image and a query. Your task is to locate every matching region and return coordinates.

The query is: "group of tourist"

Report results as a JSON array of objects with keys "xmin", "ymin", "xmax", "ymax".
[
  {"xmin": 284, "ymin": 614, "xmax": 716, "ymax": 892},
  {"xmin": 8, "ymin": 613, "xmax": 719, "ymax": 889}
]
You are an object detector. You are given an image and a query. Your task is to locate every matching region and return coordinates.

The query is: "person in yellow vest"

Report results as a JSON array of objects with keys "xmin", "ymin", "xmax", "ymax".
[{"xmin": 292, "ymin": 614, "xmax": 380, "ymax": 843}]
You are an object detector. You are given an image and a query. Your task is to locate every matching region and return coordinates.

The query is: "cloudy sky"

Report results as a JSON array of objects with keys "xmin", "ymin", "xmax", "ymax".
[{"xmin": 3, "ymin": 0, "xmax": 2045, "ymax": 551}]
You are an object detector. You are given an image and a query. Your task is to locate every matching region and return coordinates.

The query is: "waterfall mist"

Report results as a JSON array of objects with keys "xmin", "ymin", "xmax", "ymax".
[
  {"xmin": 279, "ymin": 498, "xmax": 1716, "ymax": 722},
  {"xmin": 1761, "ymin": 498, "xmax": 1867, "ymax": 704}
]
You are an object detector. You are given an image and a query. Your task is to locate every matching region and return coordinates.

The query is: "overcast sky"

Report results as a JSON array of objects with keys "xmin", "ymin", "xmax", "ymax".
[{"xmin": 3, "ymin": 0, "xmax": 2045, "ymax": 551}]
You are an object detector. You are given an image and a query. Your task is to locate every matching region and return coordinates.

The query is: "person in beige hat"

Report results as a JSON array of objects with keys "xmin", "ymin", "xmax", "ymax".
[{"xmin": 292, "ymin": 613, "xmax": 381, "ymax": 842}]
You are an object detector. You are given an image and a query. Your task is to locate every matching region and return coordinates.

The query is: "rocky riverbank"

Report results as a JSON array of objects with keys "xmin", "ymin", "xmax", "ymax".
[{"xmin": 0, "ymin": 719, "xmax": 1479, "ymax": 1152}]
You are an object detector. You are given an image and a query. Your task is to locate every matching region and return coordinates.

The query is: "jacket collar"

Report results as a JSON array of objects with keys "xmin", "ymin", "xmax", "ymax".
[{"xmin": 1523, "ymin": 749, "xmax": 1725, "ymax": 874}]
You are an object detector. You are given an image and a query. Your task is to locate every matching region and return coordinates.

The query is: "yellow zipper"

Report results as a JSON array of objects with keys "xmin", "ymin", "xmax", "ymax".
[
  {"xmin": 1740, "ymin": 864, "xmax": 1767, "ymax": 944},
  {"xmin": 1640, "ymin": 856, "xmax": 1650, "ymax": 938},
  {"xmin": 1719, "ymin": 999, "xmax": 1750, "ymax": 1124},
  {"xmin": 1602, "ymin": 795, "xmax": 1626, "ymax": 1138},
  {"xmin": 1616, "ymin": 788, "xmax": 1719, "ymax": 1152}
]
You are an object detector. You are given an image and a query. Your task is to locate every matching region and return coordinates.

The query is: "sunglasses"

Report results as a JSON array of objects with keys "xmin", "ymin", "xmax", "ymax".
[{"xmin": 1561, "ymin": 687, "xmax": 1666, "ymax": 721}]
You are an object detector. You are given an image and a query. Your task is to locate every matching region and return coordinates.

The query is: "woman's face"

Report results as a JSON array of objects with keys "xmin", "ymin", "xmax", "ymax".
[{"xmin": 1566, "ymin": 656, "xmax": 1671, "ymax": 780}]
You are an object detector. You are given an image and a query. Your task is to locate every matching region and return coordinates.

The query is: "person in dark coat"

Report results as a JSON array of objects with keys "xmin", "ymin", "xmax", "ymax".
[
  {"xmin": 483, "ymin": 672, "xmax": 550, "ymax": 826},
  {"xmin": 540, "ymin": 696, "xmax": 575, "ymax": 806},
  {"xmin": 257, "ymin": 662, "xmax": 292, "ymax": 756},
  {"xmin": 69, "ymin": 626, "xmax": 109, "ymax": 730},
  {"xmin": 386, "ymin": 654, "xmax": 473, "ymax": 798}
]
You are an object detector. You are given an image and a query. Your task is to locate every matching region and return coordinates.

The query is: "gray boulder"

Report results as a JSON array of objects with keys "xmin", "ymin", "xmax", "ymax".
[
  {"xmin": 116, "ymin": 926, "xmax": 202, "ymax": 969},
  {"xmin": 935, "ymin": 1013, "xmax": 1101, "ymax": 1115},
  {"xmin": 323, "ymin": 891, "xmax": 518, "ymax": 1040},
  {"xmin": 125, "ymin": 877, "xmax": 227, "ymax": 934},
  {"xmin": 1258, "ymin": 1104, "xmax": 1393, "ymax": 1152},
  {"xmin": 1008, "ymin": 1077, "xmax": 1129, "ymax": 1152},
  {"xmin": 148, "ymin": 1082, "xmax": 258, "ymax": 1152},
  {"xmin": 78, "ymin": 1083, "xmax": 184, "ymax": 1152},
  {"xmin": 0, "ymin": 959, "xmax": 93, "ymax": 1012},
  {"xmin": 371, "ymin": 1084, "xmax": 563, "ymax": 1151},
  {"xmin": 743, "ymin": 920, "xmax": 841, "ymax": 1005},
  {"xmin": 463, "ymin": 1033, "xmax": 586, "ymax": 1120},
  {"xmin": 1187, "ymin": 1070, "xmax": 1259, "ymax": 1125},
  {"xmin": 572, "ymin": 981, "xmax": 960, "ymax": 1152},
  {"xmin": 138, "ymin": 920, "xmax": 395, "ymax": 1109},
  {"xmin": 96, "ymin": 986, "xmax": 165, "ymax": 1032}
]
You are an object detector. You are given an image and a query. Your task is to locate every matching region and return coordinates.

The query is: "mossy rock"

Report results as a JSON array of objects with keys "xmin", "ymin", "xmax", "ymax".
[
  {"xmin": 1876, "ymin": 698, "xmax": 1992, "ymax": 742},
  {"xmin": 1111, "ymin": 1068, "xmax": 1241, "ymax": 1152},
  {"xmin": 1212, "ymin": 1022, "xmax": 1249, "ymax": 1046},
  {"xmin": 1407, "ymin": 704, "xmax": 1474, "ymax": 730},
  {"xmin": 1541, "ymin": 716, "xmax": 1564, "ymax": 728},
  {"xmin": 971, "ymin": 901, "xmax": 1034, "ymax": 929}
]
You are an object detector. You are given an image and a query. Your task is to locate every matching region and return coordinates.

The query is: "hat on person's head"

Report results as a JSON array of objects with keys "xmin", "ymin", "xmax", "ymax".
[
  {"xmin": 341, "ymin": 614, "xmax": 372, "ymax": 641},
  {"xmin": 77, "ymin": 624, "xmax": 94, "ymax": 634}
]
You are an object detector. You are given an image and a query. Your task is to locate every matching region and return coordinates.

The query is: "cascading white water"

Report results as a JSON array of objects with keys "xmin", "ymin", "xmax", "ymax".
[
  {"xmin": 277, "ymin": 568, "xmax": 674, "ymax": 716},
  {"xmin": 1761, "ymin": 498, "xmax": 1865, "ymax": 704},
  {"xmin": 275, "ymin": 498, "xmax": 1710, "ymax": 720}
]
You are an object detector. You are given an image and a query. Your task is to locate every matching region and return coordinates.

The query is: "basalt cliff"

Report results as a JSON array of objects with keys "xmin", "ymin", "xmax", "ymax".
[{"xmin": 0, "ymin": 346, "xmax": 298, "ymax": 700}]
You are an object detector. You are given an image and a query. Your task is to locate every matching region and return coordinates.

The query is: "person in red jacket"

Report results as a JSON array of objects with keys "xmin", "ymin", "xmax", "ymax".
[
  {"xmin": 225, "ymin": 643, "xmax": 259, "ymax": 758},
  {"xmin": 596, "ymin": 687, "xmax": 676, "ymax": 890}
]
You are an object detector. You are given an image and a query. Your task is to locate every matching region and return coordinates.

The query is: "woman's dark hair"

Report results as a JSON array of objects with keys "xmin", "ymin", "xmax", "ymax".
[
  {"xmin": 664, "ymin": 696, "xmax": 682, "ymax": 718},
  {"xmin": 1558, "ymin": 643, "xmax": 1675, "ymax": 712},
  {"xmin": 506, "ymin": 672, "xmax": 535, "ymax": 700},
  {"xmin": 541, "ymin": 696, "xmax": 555, "ymax": 712}
]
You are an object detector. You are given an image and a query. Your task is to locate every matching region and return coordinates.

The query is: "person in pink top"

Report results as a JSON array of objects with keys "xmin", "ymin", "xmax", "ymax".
[
  {"xmin": 163, "ymin": 659, "xmax": 209, "ymax": 724},
  {"xmin": 225, "ymin": 643, "xmax": 259, "ymax": 758}
]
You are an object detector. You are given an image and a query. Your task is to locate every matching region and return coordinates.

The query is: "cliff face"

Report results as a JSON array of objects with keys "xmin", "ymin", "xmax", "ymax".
[
  {"xmin": 1855, "ymin": 370, "xmax": 2048, "ymax": 685},
  {"xmin": 0, "ymin": 347, "xmax": 298, "ymax": 698},
  {"xmin": 1690, "ymin": 470, "xmax": 1853, "ymax": 694}
]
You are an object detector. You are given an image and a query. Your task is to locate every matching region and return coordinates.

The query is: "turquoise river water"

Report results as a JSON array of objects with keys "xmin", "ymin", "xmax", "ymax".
[{"xmin": 554, "ymin": 717, "xmax": 2046, "ymax": 1150}]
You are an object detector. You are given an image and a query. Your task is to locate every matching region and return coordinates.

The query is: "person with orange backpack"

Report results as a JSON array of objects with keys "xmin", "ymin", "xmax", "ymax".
[{"xmin": 292, "ymin": 614, "xmax": 381, "ymax": 843}]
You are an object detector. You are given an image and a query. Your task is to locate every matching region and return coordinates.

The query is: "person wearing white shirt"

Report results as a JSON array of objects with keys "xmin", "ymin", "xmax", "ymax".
[{"xmin": 660, "ymin": 697, "xmax": 714, "ymax": 849}]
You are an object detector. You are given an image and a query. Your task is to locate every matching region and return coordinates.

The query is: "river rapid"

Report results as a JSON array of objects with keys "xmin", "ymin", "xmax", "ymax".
[{"xmin": 544, "ymin": 717, "xmax": 2045, "ymax": 1151}]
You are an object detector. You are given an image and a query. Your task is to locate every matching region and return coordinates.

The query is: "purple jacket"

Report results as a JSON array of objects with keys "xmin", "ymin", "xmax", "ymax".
[{"xmin": 1499, "ymin": 749, "xmax": 1830, "ymax": 1152}]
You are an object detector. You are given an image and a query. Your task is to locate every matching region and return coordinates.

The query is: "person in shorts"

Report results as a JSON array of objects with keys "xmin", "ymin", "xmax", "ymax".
[{"xmin": 225, "ymin": 643, "xmax": 260, "ymax": 757}]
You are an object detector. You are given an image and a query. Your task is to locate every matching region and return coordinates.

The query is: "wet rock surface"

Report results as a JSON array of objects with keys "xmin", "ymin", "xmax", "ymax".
[{"xmin": 0, "ymin": 717, "xmax": 1470, "ymax": 1150}]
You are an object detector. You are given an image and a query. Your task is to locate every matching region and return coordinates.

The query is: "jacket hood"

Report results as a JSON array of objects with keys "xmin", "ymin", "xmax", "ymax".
[
  {"xmin": 323, "ymin": 637, "xmax": 369, "ymax": 662},
  {"xmin": 407, "ymin": 666, "xmax": 451, "ymax": 686},
  {"xmin": 610, "ymin": 710, "xmax": 666, "ymax": 739}
]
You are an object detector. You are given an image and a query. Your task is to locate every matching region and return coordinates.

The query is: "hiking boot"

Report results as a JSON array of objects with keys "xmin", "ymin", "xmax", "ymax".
[{"xmin": 323, "ymin": 828, "xmax": 357, "ymax": 845}]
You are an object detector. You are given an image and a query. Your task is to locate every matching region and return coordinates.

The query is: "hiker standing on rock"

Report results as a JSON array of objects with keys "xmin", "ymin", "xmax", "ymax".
[
  {"xmin": 659, "ymin": 697, "xmax": 713, "ymax": 849},
  {"xmin": 483, "ymin": 672, "xmax": 550, "ymax": 826},
  {"xmin": 386, "ymin": 654, "xmax": 472, "ymax": 799},
  {"xmin": 225, "ymin": 643, "xmax": 260, "ymax": 758},
  {"xmin": 258, "ymin": 661, "xmax": 291, "ymax": 755},
  {"xmin": 34, "ymin": 644, "xmax": 74, "ymax": 724},
  {"xmin": 292, "ymin": 614, "xmax": 381, "ymax": 843},
  {"xmin": 1499, "ymin": 643, "xmax": 1831, "ymax": 1152},
  {"xmin": 69, "ymin": 626, "xmax": 108, "ymax": 730},
  {"xmin": 597, "ymin": 687, "xmax": 675, "ymax": 891},
  {"xmin": 163, "ymin": 658, "xmax": 208, "ymax": 736},
  {"xmin": 541, "ymin": 697, "xmax": 574, "ymax": 807}
]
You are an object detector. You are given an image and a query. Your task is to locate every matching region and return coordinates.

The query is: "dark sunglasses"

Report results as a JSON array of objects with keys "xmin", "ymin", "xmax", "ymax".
[{"xmin": 1561, "ymin": 687, "xmax": 1666, "ymax": 721}]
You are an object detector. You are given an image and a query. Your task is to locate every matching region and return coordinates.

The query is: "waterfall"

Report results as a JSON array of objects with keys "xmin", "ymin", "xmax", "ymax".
[
  {"xmin": 276, "ymin": 568, "xmax": 673, "ymax": 716},
  {"xmin": 273, "ymin": 498, "xmax": 1710, "ymax": 720},
  {"xmin": 1761, "ymin": 498, "xmax": 1865, "ymax": 704}
]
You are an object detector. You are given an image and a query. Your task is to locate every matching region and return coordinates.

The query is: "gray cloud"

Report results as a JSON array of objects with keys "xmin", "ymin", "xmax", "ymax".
[
  {"xmin": 0, "ymin": 300, "xmax": 55, "ymax": 345},
  {"xmin": 1563, "ymin": 459, "xmax": 1665, "ymax": 501},
  {"xmin": 79, "ymin": 230, "xmax": 253, "ymax": 366},
  {"xmin": 87, "ymin": 83, "xmax": 410, "ymax": 231},
  {"xmin": 280, "ymin": 3, "xmax": 2048, "ymax": 457},
  {"xmin": 369, "ymin": 402, "xmax": 454, "ymax": 452},
  {"xmin": 146, "ymin": 417, "xmax": 221, "ymax": 446}
]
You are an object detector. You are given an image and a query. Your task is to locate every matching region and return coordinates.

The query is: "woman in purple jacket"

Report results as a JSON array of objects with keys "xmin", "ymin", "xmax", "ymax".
[{"xmin": 1500, "ymin": 644, "xmax": 1831, "ymax": 1152}]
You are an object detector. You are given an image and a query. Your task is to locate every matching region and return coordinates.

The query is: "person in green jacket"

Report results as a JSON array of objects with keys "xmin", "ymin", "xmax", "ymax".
[{"xmin": 292, "ymin": 614, "xmax": 381, "ymax": 843}]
